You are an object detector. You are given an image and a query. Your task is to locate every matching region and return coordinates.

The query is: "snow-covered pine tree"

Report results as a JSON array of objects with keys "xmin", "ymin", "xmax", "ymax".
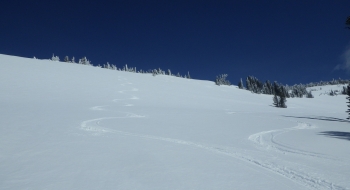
[
  {"xmin": 246, "ymin": 77, "xmax": 251, "ymax": 91},
  {"xmin": 104, "ymin": 62, "xmax": 111, "ymax": 69},
  {"xmin": 273, "ymin": 93, "xmax": 287, "ymax": 108},
  {"xmin": 341, "ymin": 86, "xmax": 347, "ymax": 95},
  {"xmin": 273, "ymin": 81, "xmax": 280, "ymax": 96},
  {"xmin": 152, "ymin": 69, "xmax": 158, "ymax": 76},
  {"xmin": 267, "ymin": 80, "xmax": 274, "ymax": 95},
  {"xmin": 238, "ymin": 78, "xmax": 244, "ymax": 89},
  {"xmin": 250, "ymin": 77, "xmax": 260, "ymax": 93},
  {"xmin": 71, "ymin": 57, "xmax": 75, "ymax": 63},
  {"xmin": 51, "ymin": 54, "xmax": 60, "ymax": 61},
  {"xmin": 280, "ymin": 96, "xmax": 287, "ymax": 108},
  {"xmin": 86, "ymin": 58, "xmax": 91, "ymax": 66},
  {"xmin": 215, "ymin": 74, "xmax": 231, "ymax": 86},
  {"xmin": 279, "ymin": 85, "xmax": 288, "ymax": 108},
  {"xmin": 347, "ymin": 85, "xmax": 350, "ymax": 119},
  {"xmin": 281, "ymin": 86, "xmax": 290, "ymax": 98},
  {"xmin": 247, "ymin": 76, "xmax": 256, "ymax": 92},
  {"xmin": 306, "ymin": 91, "xmax": 314, "ymax": 98},
  {"xmin": 158, "ymin": 68, "xmax": 164, "ymax": 75},
  {"xmin": 271, "ymin": 82, "xmax": 287, "ymax": 108},
  {"xmin": 64, "ymin": 56, "xmax": 69, "ymax": 62},
  {"xmin": 256, "ymin": 79, "xmax": 263, "ymax": 94},
  {"xmin": 187, "ymin": 72, "xmax": 191, "ymax": 79},
  {"xmin": 264, "ymin": 80, "xmax": 270, "ymax": 94},
  {"xmin": 273, "ymin": 95, "xmax": 279, "ymax": 107},
  {"xmin": 78, "ymin": 57, "xmax": 92, "ymax": 66}
]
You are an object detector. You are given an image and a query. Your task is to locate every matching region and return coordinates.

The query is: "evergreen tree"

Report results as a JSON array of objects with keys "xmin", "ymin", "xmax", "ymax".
[
  {"xmin": 273, "ymin": 94, "xmax": 287, "ymax": 108},
  {"xmin": 280, "ymin": 96, "xmax": 287, "ymax": 108},
  {"xmin": 104, "ymin": 62, "xmax": 112, "ymax": 69},
  {"xmin": 306, "ymin": 91, "xmax": 314, "ymax": 98},
  {"xmin": 346, "ymin": 85, "xmax": 350, "ymax": 119},
  {"xmin": 51, "ymin": 54, "xmax": 59, "ymax": 61},
  {"xmin": 238, "ymin": 78, "xmax": 244, "ymax": 89},
  {"xmin": 341, "ymin": 86, "xmax": 347, "ymax": 95},
  {"xmin": 280, "ymin": 86, "xmax": 290, "ymax": 98},
  {"xmin": 246, "ymin": 77, "xmax": 251, "ymax": 91},
  {"xmin": 79, "ymin": 57, "xmax": 87, "ymax": 65},
  {"xmin": 273, "ymin": 95, "xmax": 279, "ymax": 107},
  {"xmin": 271, "ymin": 82, "xmax": 287, "ymax": 108},
  {"xmin": 215, "ymin": 74, "xmax": 231, "ymax": 86},
  {"xmin": 269, "ymin": 81, "xmax": 275, "ymax": 95},
  {"xmin": 187, "ymin": 72, "xmax": 191, "ymax": 79},
  {"xmin": 64, "ymin": 56, "xmax": 69, "ymax": 62},
  {"xmin": 256, "ymin": 79, "xmax": 263, "ymax": 93},
  {"xmin": 78, "ymin": 57, "xmax": 92, "ymax": 65},
  {"xmin": 273, "ymin": 81, "xmax": 280, "ymax": 96}
]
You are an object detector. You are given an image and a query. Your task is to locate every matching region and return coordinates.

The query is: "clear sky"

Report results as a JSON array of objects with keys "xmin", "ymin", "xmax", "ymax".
[{"xmin": 1, "ymin": 0, "xmax": 350, "ymax": 85}]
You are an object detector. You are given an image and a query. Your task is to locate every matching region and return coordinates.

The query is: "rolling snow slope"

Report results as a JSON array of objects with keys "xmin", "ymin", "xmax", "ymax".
[{"xmin": 1, "ymin": 54, "xmax": 350, "ymax": 190}]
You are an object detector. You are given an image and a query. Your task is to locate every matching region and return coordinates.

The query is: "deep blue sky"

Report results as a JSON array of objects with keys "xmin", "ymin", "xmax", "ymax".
[{"xmin": 1, "ymin": 0, "xmax": 350, "ymax": 85}]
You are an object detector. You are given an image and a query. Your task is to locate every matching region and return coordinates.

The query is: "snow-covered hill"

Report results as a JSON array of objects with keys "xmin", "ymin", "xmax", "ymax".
[{"xmin": 1, "ymin": 54, "xmax": 350, "ymax": 190}]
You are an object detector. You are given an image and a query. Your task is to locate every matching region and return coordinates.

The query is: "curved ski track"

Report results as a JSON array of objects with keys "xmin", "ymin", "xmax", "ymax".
[
  {"xmin": 80, "ymin": 78, "xmax": 347, "ymax": 190},
  {"xmin": 248, "ymin": 122, "xmax": 330, "ymax": 159}
]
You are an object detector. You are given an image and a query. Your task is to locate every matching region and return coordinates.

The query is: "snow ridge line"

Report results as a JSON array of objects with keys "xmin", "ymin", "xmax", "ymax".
[{"xmin": 80, "ymin": 117, "xmax": 345, "ymax": 190}]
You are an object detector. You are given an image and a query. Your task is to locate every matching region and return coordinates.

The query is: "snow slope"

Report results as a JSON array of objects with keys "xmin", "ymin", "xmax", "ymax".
[{"xmin": 1, "ymin": 54, "xmax": 350, "ymax": 190}]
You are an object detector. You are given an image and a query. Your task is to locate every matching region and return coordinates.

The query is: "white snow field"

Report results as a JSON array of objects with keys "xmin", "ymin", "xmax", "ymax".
[{"xmin": 1, "ymin": 54, "xmax": 350, "ymax": 190}]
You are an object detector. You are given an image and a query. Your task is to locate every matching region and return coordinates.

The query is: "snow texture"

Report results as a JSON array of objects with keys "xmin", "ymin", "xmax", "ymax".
[{"xmin": 1, "ymin": 54, "xmax": 350, "ymax": 189}]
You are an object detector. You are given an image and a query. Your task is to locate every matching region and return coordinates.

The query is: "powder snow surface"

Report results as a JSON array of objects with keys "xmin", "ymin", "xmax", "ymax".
[{"xmin": 1, "ymin": 54, "xmax": 350, "ymax": 190}]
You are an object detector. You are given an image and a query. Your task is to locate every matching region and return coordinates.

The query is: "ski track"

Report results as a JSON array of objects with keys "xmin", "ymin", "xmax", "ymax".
[
  {"xmin": 80, "ymin": 116, "xmax": 346, "ymax": 190},
  {"xmin": 248, "ymin": 122, "xmax": 341, "ymax": 161},
  {"xmin": 80, "ymin": 79, "xmax": 347, "ymax": 190},
  {"xmin": 249, "ymin": 122, "xmax": 320, "ymax": 156},
  {"xmin": 89, "ymin": 105, "xmax": 108, "ymax": 111}
]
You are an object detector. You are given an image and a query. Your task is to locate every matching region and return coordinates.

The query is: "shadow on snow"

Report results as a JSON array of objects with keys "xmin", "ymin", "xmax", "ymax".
[
  {"xmin": 282, "ymin": 115, "xmax": 350, "ymax": 123},
  {"xmin": 318, "ymin": 131, "xmax": 350, "ymax": 141},
  {"xmin": 282, "ymin": 115, "xmax": 350, "ymax": 141}
]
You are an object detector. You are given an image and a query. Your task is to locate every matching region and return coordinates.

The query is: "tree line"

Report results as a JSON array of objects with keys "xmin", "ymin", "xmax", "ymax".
[{"xmin": 47, "ymin": 54, "xmax": 191, "ymax": 79}]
